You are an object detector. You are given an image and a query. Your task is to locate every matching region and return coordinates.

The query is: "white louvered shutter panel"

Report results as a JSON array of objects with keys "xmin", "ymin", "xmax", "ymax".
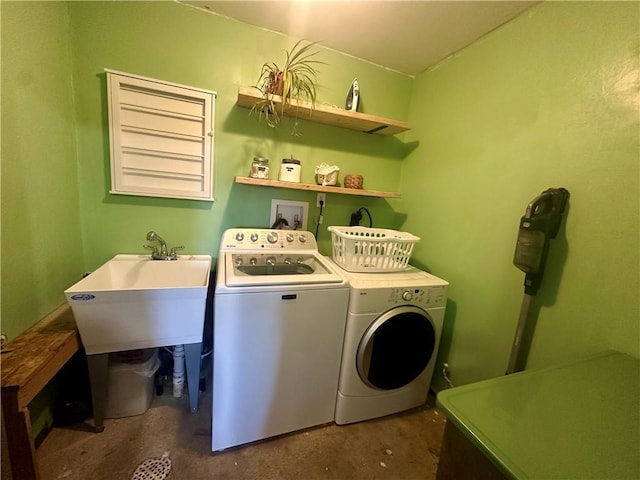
[{"xmin": 106, "ymin": 70, "xmax": 215, "ymax": 201}]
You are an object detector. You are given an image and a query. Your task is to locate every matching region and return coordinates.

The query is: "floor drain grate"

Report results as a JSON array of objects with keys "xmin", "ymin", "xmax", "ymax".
[{"xmin": 131, "ymin": 452, "xmax": 171, "ymax": 480}]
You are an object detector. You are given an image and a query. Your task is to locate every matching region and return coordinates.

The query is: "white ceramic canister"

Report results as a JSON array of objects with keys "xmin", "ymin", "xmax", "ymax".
[
  {"xmin": 279, "ymin": 158, "xmax": 301, "ymax": 183},
  {"xmin": 250, "ymin": 157, "xmax": 270, "ymax": 179}
]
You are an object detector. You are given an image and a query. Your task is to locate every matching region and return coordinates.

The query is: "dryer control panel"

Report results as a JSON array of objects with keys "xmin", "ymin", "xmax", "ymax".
[
  {"xmin": 392, "ymin": 287, "xmax": 447, "ymax": 307},
  {"xmin": 350, "ymin": 285, "xmax": 448, "ymax": 314}
]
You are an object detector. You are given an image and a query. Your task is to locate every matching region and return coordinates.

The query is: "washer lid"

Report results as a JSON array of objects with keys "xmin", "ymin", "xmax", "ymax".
[{"xmin": 224, "ymin": 252, "xmax": 344, "ymax": 286}]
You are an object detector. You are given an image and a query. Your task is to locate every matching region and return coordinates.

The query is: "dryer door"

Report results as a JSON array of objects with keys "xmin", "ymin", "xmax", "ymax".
[{"xmin": 356, "ymin": 306, "xmax": 436, "ymax": 390}]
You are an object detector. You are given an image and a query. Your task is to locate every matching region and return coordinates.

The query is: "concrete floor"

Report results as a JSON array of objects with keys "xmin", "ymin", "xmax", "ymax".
[{"xmin": 37, "ymin": 381, "xmax": 447, "ymax": 480}]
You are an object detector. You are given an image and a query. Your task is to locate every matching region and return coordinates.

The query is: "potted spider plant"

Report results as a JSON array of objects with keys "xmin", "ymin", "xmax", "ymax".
[{"xmin": 251, "ymin": 40, "xmax": 324, "ymax": 131}]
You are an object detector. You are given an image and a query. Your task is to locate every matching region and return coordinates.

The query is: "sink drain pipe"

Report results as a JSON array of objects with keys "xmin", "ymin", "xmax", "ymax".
[{"xmin": 172, "ymin": 344, "xmax": 185, "ymax": 397}]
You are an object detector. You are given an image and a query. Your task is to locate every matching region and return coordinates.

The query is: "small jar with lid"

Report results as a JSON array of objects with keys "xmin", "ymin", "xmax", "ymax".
[
  {"xmin": 250, "ymin": 157, "xmax": 270, "ymax": 179},
  {"xmin": 279, "ymin": 157, "xmax": 301, "ymax": 183}
]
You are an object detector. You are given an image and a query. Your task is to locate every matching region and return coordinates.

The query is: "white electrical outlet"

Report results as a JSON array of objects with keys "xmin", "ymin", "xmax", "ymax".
[{"xmin": 316, "ymin": 193, "xmax": 326, "ymax": 207}]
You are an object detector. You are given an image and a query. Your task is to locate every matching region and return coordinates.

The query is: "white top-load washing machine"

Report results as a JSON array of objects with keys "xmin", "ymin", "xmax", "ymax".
[
  {"xmin": 327, "ymin": 261, "xmax": 449, "ymax": 425},
  {"xmin": 213, "ymin": 229, "xmax": 349, "ymax": 451}
]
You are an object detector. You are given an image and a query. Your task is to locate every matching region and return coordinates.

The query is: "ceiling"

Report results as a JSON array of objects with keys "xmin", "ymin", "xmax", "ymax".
[{"xmin": 182, "ymin": 1, "xmax": 539, "ymax": 76}]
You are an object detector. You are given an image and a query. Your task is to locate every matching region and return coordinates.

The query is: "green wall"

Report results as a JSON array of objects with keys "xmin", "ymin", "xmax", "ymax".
[
  {"xmin": 401, "ymin": 1, "xmax": 639, "ymax": 389},
  {"xmin": 1, "ymin": 0, "xmax": 638, "ymax": 404},
  {"xmin": 1, "ymin": 0, "xmax": 411, "ymax": 332},
  {"xmin": 66, "ymin": 1, "xmax": 412, "ymax": 270},
  {"xmin": 1, "ymin": 2, "xmax": 84, "ymax": 340}
]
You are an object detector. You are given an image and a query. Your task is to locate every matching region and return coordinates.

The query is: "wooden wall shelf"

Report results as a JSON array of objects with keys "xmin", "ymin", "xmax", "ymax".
[
  {"xmin": 236, "ymin": 87, "xmax": 410, "ymax": 136},
  {"xmin": 235, "ymin": 176, "xmax": 401, "ymax": 199}
]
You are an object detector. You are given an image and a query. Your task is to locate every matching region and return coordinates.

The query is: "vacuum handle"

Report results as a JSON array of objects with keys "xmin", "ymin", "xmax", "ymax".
[{"xmin": 523, "ymin": 187, "xmax": 569, "ymax": 238}]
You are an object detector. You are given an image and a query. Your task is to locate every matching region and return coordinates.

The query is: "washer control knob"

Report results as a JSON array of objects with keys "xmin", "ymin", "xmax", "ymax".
[
  {"xmin": 286, "ymin": 234, "xmax": 295, "ymax": 243},
  {"xmin": 299, "ymin": 235, "xmax": 307, "ymax": 243},
  {"xmin": 402, "ymin": 290, "xmax": 413, "ymax": 301},
  {"xmin": 235, "ymin": 232, "xmax": 244, "ymax": 242},
  {"xmin": 250, "ymin": 257, "xmax": 257, "ymax": 265},
  {"xmin": 266, "ymin": 256, "xmax": 276, "ymax": 266},
  {"xmin": 250, "ymin": 233, "xmax": 259, "ymax": 242},
  {"xmin": 267, "ymin": 232, "xmax": 279, "ymax": 244}
]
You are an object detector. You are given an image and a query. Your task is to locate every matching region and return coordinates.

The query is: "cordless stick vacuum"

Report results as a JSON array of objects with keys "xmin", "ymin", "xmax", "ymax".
[{"xmin": 506, "ymin": 187, "xmax": 569, "ymax": 374}]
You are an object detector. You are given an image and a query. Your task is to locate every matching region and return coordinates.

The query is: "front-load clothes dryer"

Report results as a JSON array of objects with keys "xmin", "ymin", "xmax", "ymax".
[{"xmin": 327, "ymin": 262, "xmax": 449, "ymax": 425}]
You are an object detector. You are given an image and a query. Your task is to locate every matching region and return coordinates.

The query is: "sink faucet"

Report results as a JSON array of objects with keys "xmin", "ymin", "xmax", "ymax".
[{"xmin": 145, "ymin": 231, "xmax": 183, "ymax": 260}]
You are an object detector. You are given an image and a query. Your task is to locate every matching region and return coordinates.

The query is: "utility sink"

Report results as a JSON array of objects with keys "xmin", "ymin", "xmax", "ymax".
[{"xmin": 65, "ymin": 254, "xmax": 212, "ymax": 355}]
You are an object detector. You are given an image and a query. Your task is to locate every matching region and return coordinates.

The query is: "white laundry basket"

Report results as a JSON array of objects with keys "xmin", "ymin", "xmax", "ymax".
[
  {"xmin": 105, "ymin": 348, "xmax": 160, "ymax": 418},
  {"xmin": 328, "ymin": 226, "xmax": 420, "ymax": 272}
]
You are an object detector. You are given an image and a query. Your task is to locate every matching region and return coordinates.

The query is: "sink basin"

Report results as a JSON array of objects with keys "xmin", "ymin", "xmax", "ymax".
[{"xmin": 65, "ymin": 254, "xmax": 212, "ymax": 354}]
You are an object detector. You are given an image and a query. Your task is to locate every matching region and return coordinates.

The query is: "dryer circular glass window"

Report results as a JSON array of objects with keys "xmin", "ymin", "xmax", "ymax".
[{"xmin": 356, "ymin": 306, "xmax": 436, "ymax": 390}]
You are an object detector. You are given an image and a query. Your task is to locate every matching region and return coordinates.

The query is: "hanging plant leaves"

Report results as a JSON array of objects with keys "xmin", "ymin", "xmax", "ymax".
[{"xmin": 251, "ymin": 40, "xmax": 325, "ymax": 134}]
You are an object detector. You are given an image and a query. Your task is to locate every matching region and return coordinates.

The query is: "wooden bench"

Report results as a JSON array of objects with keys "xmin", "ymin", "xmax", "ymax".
[{"xmin": 1, "ymin": 304, "xmax": 82, "ymax": 480}]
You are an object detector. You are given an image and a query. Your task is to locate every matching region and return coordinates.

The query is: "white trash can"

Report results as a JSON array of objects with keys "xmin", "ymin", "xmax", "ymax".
[{"xmin": 105, "ymin": 348, "xmax": 160, "ymax": 418}]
